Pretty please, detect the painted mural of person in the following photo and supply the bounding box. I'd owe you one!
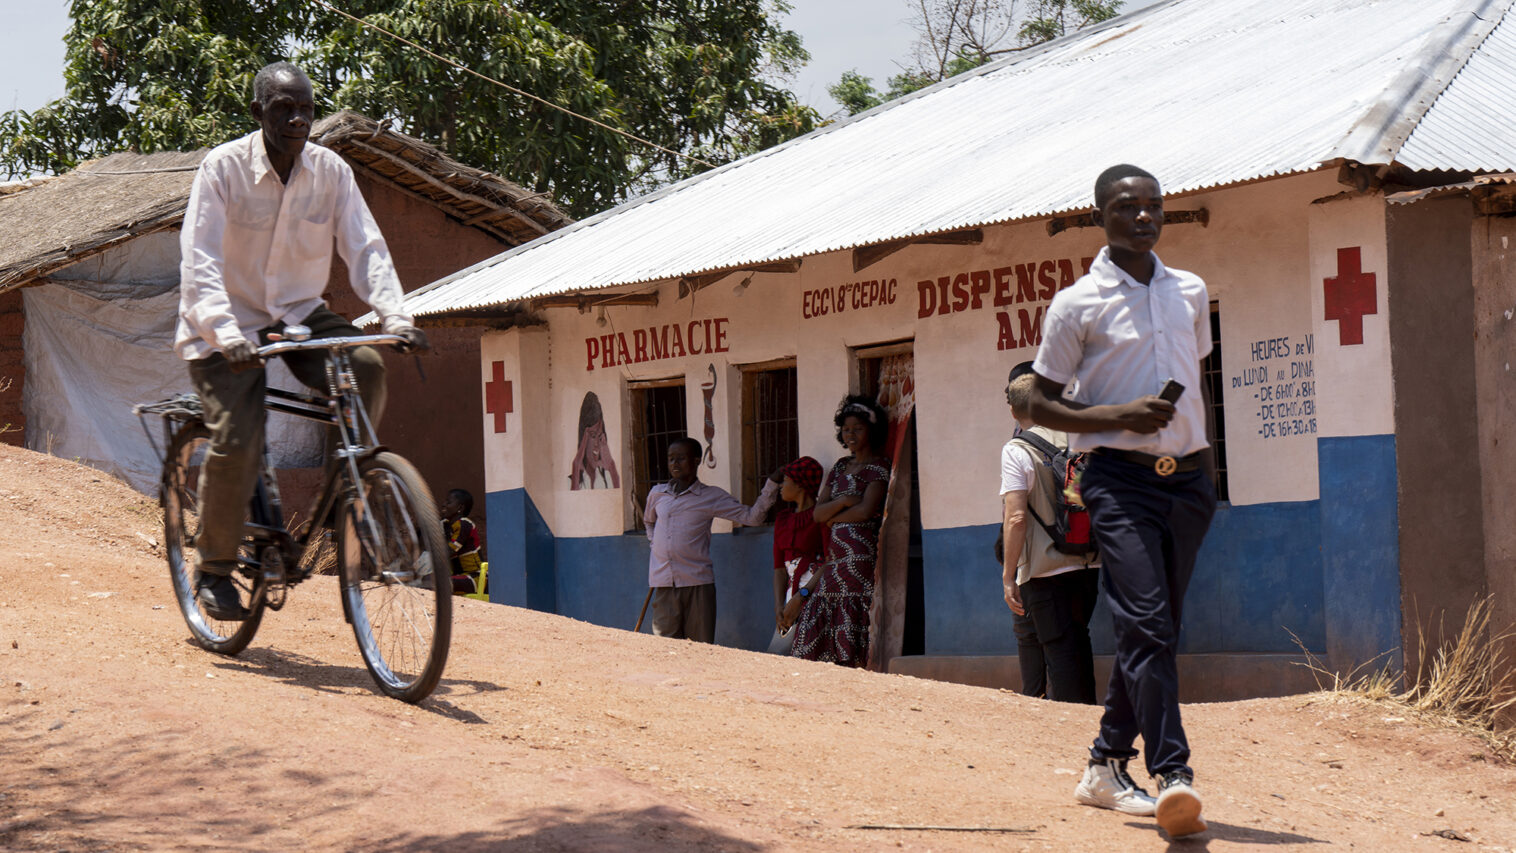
[568,391,621,490]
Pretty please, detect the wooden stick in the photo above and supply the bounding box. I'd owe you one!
[633,587,654,633]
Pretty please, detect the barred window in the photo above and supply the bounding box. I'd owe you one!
[628,379,686,530]
[740,362,798,511]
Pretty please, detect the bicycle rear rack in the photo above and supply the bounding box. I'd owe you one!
[133,393,205,465]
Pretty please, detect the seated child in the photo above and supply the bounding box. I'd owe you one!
[443,488,484,596]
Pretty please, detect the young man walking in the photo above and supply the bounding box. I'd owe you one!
[1029,164,1216,838]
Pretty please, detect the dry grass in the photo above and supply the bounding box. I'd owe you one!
[286,513,339,576]
[1,376,16,437]
[1294,598,1516,762]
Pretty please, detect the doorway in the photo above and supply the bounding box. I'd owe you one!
[855,341,924,662]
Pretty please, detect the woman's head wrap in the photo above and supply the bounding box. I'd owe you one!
[783,456,824,496]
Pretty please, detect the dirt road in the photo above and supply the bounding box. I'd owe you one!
[2,444,1514,851]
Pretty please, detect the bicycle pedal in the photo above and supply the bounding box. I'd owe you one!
[266,585,288,611]
[259,545,288,583]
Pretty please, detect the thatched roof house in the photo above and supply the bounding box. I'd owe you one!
[313,111,571,246]
[0,111,568,292]
[0,150,203,291]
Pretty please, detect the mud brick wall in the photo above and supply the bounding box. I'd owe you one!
[0,288,25,445]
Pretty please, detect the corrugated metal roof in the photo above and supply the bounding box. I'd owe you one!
[1399,4,1516,171]
[399,0,1516,319]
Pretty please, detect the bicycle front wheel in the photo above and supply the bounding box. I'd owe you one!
[163,421,267,654]
[338,452,452,702]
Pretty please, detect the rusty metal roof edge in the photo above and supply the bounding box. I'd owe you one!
[1385,170,1516,203]
[1384,182,1478,204]
[1331,0,1515,166]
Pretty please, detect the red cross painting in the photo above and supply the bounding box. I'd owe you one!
[485,360,514,434]
[1323,247,1377,346]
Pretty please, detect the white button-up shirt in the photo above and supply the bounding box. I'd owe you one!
[1033,247,1212,457]
[175,131,412,360]
[644,479,780,587]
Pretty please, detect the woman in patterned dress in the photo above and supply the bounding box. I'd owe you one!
[786,395,891,666]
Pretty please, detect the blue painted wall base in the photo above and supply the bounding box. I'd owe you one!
[1319,434,1402,673]
[485,488,556,613]
[484,434,1401,674]
[919,497,1324,658]
[486,489,780,650]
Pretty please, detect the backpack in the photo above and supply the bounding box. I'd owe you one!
[1011,430,1097,558]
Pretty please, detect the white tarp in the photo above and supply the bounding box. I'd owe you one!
[22,281,322,494]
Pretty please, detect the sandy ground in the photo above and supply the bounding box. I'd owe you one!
[2,442,1515,852]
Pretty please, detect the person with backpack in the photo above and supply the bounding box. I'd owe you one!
[1001,361,1100,705]
[1029,165,1215,839]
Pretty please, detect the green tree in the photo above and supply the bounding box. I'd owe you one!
[827,0,1122,117]
[0,0,817,216]
[827,70,884,117]
[1019,0,1124,44]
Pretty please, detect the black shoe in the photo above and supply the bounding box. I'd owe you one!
[196,573,247,621]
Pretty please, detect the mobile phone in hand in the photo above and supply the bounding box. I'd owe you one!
[1158,378,1185,403]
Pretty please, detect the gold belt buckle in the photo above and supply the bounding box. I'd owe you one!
[1154,455,1177,476]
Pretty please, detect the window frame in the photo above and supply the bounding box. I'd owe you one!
[627,377,688,531]
[738,359,799,511]
[1201,301,1229,501]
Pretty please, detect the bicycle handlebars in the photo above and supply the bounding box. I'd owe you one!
[255,333,409,360]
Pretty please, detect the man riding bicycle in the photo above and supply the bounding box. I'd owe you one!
[175,61,428,620]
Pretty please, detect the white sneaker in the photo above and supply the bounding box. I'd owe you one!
[1155,772,1207,838]
[1073,758,1157,816]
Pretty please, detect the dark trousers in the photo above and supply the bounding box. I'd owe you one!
[1013,609,1047,698]
[650,584,717,643]
[1079,454,1215,778]
[1022,568,1100,704]
[187,307,386,573]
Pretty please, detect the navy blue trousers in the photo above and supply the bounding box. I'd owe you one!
[1079,454,1215,778]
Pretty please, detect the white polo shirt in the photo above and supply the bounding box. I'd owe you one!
[1032,246,1212,458]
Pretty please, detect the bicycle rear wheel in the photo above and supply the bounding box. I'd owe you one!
[163,421,267,654]
[338,452,452,702]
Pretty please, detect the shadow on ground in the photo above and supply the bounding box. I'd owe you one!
[359,806,769,852]
[207,645,508,716]
[1121,817,1328,848]
[211,646,377,695]
[1,711,351,851]
[0,716,763,853]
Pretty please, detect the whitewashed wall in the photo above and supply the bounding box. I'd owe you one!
[1308,194,1395,439]
[483,170,1389,535]
[1163,171,1339,506]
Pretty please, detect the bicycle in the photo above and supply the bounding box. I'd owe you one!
[135,326,452,703]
